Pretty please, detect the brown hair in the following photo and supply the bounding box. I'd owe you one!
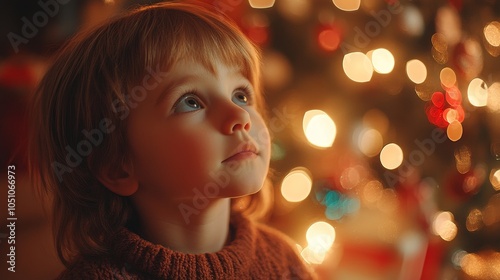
[30,1,268,266]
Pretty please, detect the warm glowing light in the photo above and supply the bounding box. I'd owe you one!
[371,48,395,74]
[440,67,457,88]
[454,146,471,174]
[380,143,404,170]
[318,29,341,51]
[276,0,311,22]
[306,221,336,252]
[358,128,383,157]
[490,169,500,191]
[460,252,500,279]
[332,0,360,11]
[415,84,433,101]
[447,121,463,142]
[406,59,427,84]
[432,211,458,241]
[343,52,373,83]
[467,78,488,107]
[303,110,337,148]
[484,21,500,47]
[466,209,483,232]
[301,245,326,264]
[400,5,425,37]
[362,180,383,204]
[446,87,462,107]
[444,108,458,123]
[431,33,448,64]
[281,168,313,202]
[248,0,275,8]
[487,82,500,112]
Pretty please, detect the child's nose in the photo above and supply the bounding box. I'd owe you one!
[221,102,251,135]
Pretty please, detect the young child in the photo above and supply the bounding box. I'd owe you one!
[30,2,316,279]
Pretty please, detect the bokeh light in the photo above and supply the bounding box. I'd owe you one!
[466,208,483,232]
[332,0,360,11]
[358,128,383,157]
[406,59,427,84]
[306,221,336,251]
[487,82,500,112]
[281,167,313,202]
[303,110,337,148]
[343,52,373,83]
[461,251,500,279]
[248,0,275,9]
[380,143,404,170]
[447,120,463,142]
[484,21,500,57]
[467,78,488,107]
[371,48,395,74]
[440,67,457,89]
[432,211,458,241]
[276,0,311,22]
[484,21,500,47]
[490,168,500,191]
[400,5,425,37]
[318,28,341,52]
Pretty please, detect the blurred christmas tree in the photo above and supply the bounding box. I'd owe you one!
[233,0,500,279]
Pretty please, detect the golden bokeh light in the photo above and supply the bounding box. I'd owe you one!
[406,59,427,84]
[432,211,458,241]
[466,208,483,232]
[415,83,433,101]
[461,252,500,279]
[306,221,336,251]
[343,52,373,83]
[280,168,313,202]
[300,245,326,264]
[276,0,311,22]
[303,110,337,148]
[248,0,275,8]
[454,146,471,174]
[447,121,463,142]
[332,0,360,11]
[380,143,404,170]
[467,78,488,107]
[440,67,457,88]
[371,48,395,74]
[484,21,500,47]
[490,168,500,191]
[487,82,500,112]
[362,180,383,204]
[358,128,383,157]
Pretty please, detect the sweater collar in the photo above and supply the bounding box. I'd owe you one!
[111,212,256,279]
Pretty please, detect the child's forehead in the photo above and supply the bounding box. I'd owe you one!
[156,57,250,83]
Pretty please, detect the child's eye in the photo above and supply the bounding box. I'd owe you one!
[232,87,253,106]
[173,94,203,113]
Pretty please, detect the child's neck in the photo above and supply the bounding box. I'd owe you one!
[135,198,231,254]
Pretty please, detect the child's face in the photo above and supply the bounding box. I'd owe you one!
[125,59,271,203]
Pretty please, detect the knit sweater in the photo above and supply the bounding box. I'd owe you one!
[58,213,316,279]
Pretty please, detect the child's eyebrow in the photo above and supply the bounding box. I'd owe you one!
[156,75,198,105]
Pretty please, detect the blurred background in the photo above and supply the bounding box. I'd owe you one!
[0,0,499,279]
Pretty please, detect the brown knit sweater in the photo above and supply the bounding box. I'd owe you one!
[58,213,316,279]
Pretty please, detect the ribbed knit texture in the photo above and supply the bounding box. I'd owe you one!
[58,213,316,279]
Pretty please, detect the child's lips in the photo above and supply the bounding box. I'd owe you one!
[222,143,259,163]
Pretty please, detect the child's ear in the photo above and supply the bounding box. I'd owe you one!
[97,160,139,196]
